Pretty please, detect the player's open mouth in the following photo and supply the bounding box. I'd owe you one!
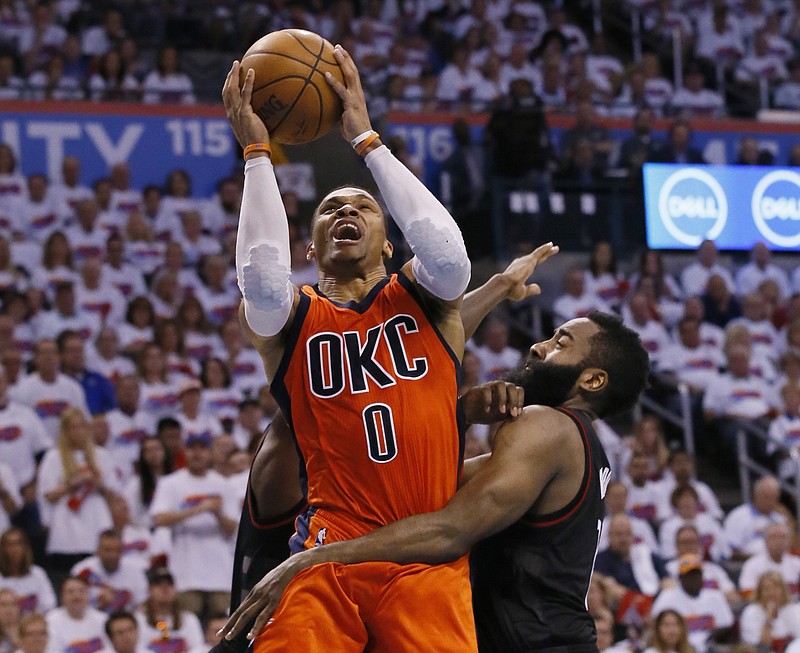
[332,220,362,243]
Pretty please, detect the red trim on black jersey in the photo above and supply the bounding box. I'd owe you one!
[521,407,593,528]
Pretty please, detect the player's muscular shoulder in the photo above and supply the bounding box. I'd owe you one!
[497,406,580,465]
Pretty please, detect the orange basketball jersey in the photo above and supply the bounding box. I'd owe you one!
[271,273,464,546]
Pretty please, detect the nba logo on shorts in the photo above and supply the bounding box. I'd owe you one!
[315,528,327,547]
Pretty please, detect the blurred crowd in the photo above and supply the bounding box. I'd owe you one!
[0,0,800,116]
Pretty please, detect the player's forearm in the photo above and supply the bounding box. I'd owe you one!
[296,511,472,569]
[236,157,293,337]
[365,145,469,300]
[461,274,515,340]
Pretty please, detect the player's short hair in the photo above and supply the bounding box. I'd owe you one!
[583,312,650,418]
[312,185,386,229]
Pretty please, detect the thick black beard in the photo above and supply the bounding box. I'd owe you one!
[505,358,584,408]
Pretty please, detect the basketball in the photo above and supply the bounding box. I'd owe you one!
[240,29,345,145]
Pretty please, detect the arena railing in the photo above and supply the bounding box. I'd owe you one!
[635,383,696,456]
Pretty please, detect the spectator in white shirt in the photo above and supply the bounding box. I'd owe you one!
[600,481,658,553]
[585,241,624,310]
[69,531,147,614]
[0,362,50,516]
[735,29,789,86]
[64,201,106,268]
[436,44,485,108]
[670,63,725,119]
[680,240,735,299]
[619,415,672,484]
[0,527,57,615]
[104,376,155,482]
[0,462,22,534]
[16,612,48,653]
[149,433,237,620]
[703,343,776,423]
[46,577,109,653]
[102,235,146,304]
[86,328,136,386]
[738,521,800,599]
[623,293,672,370]
[739,571,800,647]
[37,407,121,588]
[650,553,735,653]
[658,485,727,562]
[18,3,67,74]
[656,451,724,520]
[103,611,146,653]
[552,267,611,325]
[499,43,541,94]
[736,242,792,300]
[681,297,725,351]
[723,475,787,560]
[643,609,695,653]
[625,451,667,525]
[49,157,92,224]
[142,46,194,105]
[134,568,203,653]
[10,339,89,443]
[659,316,725,394]
[473,317,522,383]
[768,384,800,481]
[194,254,239,327]
[122,437,173,531]
[75,258,127,329]
[36,281,101,344]
[728,292,781,363]
[695,4,744,70]
[17,175,60,245]
[664,525,739,604]
[174,379,224,447]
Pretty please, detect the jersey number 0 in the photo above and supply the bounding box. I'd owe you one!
[363,403,397,463]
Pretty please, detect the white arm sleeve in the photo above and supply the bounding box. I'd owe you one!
[365,145,470,300]
[236,156,294,337]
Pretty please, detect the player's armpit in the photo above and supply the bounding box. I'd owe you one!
[248,410,304,523]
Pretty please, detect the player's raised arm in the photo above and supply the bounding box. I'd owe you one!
[223,61,297,340]
[325,45,470,302]
[461,243,559,340]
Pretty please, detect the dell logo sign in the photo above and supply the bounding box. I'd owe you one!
[657,168,728,246]
[751,170,800,248]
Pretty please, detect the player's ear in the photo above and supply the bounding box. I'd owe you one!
[306,242,315,261]
[382,239,393,260]
[579,368,607,393]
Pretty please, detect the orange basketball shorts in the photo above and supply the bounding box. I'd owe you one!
[253,558,477,652]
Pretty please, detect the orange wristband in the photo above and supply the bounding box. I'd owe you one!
[354,131,380,157]
[243,143,271,159]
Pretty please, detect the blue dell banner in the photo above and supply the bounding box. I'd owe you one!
[0,101,238,197]
[643,163,800,251]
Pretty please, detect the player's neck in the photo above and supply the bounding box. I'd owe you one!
[317,267,388,303]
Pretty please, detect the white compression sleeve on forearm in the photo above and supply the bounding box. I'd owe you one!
[365,145,470,300]
[236,156,293,337]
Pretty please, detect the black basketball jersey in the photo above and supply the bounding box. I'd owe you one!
[470,407,611,653]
